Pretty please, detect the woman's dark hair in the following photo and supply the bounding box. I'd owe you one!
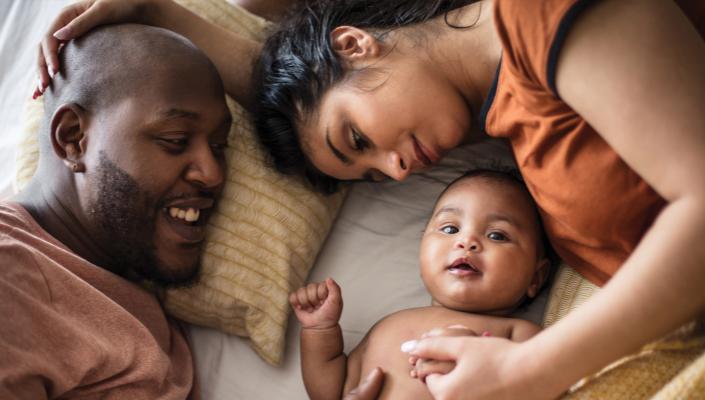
[253,0,480,194]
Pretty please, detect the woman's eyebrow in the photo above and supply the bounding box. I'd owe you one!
[325,127,352,165]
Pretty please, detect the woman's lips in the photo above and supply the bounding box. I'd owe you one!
[412,135,439,167]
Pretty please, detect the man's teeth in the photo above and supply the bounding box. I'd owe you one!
[168,207,200,222]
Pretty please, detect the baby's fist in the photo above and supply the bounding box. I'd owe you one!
[289,278,342,329]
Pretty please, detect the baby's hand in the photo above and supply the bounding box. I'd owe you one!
[289,278,343,329]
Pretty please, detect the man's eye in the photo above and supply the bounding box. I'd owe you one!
[210,143,228,158]
[441,225,459,234]
[351,128,368,151]
[160,137,187,147]
[488,231,507,241]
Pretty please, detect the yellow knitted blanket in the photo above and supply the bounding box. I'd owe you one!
[544,265,705,399]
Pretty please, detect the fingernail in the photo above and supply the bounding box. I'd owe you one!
[401,340,417,353]
[54,27,70,40]
[448,324,469,329]
[482,331,492,337]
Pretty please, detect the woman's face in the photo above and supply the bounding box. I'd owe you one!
[297,55,472,182]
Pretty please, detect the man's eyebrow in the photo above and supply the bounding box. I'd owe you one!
[326,127,352,165]
[158,108,200,120]
[433,206,463,218]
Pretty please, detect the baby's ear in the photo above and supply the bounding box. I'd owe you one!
[527,258,551,299]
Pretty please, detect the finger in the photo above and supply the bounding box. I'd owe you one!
[343,367,384,400]
[316,280,329,303]
[37,2,90,94]
[414,359,455,383]
[407,337,467,362]
[36,45,50,97]
[421,327,478,339]
[424,373,453,398]
[305,282,322,308]
[289,291,301,308]
[325,277,341,304]
[53,1,107,41]
[296,286,314,310]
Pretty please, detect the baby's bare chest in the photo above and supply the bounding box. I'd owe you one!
[348,308,513,400]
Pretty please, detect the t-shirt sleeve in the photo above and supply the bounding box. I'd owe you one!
[493,0,596,96]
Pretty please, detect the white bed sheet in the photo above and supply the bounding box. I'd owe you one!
[0,0,72,200]
[1,3,547,399]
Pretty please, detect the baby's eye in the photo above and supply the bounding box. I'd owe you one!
[487,231,507,241]
[441,225,459,234]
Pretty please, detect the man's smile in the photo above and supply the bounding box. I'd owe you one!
[160,197,215,244]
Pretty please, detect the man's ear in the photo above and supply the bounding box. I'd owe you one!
[527,258,551,299]
[50,103,88,173]
[331,26,381,65]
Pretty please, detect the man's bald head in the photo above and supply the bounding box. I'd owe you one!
[42,24,223,151]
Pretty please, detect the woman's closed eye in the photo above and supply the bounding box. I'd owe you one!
[351,127,369,152]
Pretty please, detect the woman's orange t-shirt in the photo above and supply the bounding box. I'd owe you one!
[483,0,704,286]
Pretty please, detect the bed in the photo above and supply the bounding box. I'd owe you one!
[3,2,703,399]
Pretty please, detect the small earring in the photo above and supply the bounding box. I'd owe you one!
[71,162,85,173]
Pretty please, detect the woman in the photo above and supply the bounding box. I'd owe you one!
[37,0,705,399]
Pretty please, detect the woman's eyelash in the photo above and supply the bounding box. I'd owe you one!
[352,128,368,151]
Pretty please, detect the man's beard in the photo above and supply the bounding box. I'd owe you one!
[90,152,200,288]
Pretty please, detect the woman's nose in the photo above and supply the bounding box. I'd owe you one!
[383,150,411,181]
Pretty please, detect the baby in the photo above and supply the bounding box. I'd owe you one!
[290,170,552,400]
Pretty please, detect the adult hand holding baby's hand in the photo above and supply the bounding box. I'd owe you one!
[404,325,478,382]
[404,330,534,400]
[289,278,343,329]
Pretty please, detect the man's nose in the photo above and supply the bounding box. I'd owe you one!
[382,150,411,181]
[184,142,224,189]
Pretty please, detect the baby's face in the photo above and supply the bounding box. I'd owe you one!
[419,176,545,314]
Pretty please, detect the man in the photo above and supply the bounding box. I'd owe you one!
[0,23,228,399]
[2,23,383,399]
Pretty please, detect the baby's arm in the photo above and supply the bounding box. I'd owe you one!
[290,278,346,400]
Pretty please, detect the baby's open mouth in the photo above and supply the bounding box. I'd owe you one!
[447,258,481,277]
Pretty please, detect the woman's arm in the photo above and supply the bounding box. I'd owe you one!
[38,0,262,110]
[409,0,705,398]
[530,0,705,394]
